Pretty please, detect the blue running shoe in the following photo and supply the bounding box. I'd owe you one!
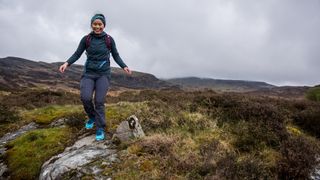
[96,128,105,141]
[85,118,95,129]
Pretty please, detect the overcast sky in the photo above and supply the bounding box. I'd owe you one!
[0,0,319,86]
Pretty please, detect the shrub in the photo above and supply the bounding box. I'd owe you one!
[192,94,288,151]
[138,133,178,156]
[306,86,320,102]
[0,103,21,124]
[277,135,320,179]
[63,111,87,129]
[2,88,81,110]
[293,106,320,138]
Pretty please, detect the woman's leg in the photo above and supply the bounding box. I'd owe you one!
[93,75,110,130]
[80,75,96,120]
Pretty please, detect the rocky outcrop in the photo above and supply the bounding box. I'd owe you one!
[39,132,119,180]
[39,115,145,180]
[112,115,145,143]
[0,122,39,177]
[0,115,146,179]
[49,118,67,128]
[0,122,39,146]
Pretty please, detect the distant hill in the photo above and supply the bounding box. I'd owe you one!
[0,56,180,92]
[163,76,275,92]
[0,56,313,98]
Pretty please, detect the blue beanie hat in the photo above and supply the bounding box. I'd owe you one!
[91,14,106,26]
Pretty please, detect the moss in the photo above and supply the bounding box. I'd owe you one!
[21,104,83,124]
[4,127,76,179]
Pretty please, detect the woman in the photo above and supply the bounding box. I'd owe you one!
[59,13,132,141]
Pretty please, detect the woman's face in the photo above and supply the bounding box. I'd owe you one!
[91,19,105,34]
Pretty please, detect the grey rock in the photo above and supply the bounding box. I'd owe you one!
[112,115,145,143]
[0,162,8,177]
[0,147,6,156]
[311,157,320,180]
[0,122,39,179]
[39,134,118,180]
[0,122,38,146]
[49,118,67,128]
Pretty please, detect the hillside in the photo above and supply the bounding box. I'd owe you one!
[0,56,180,92]
[164,76,275,92]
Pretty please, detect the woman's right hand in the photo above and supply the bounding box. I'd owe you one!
[59,62,69,73]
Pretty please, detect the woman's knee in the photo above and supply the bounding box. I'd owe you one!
[94,99,105,107]
[81,94,93,102]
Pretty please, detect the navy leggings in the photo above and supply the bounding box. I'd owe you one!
[80,73,110,129]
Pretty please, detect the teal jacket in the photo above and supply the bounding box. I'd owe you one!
[66,31,128,81]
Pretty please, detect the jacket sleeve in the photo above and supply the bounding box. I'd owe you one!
[110,36,128,69]
[66,36,87,66]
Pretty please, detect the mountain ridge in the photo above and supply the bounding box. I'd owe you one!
[0,56,314,95]
[0,56,179,92]
[162,76,276,92]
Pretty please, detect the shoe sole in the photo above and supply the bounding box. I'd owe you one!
[85,123,95,129]
[96,134,105,141]
[96,137,104,141]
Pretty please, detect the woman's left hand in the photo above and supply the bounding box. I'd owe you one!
[123,67,132,75]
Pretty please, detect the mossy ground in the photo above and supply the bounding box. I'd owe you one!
[20,104,83,124]
[4,127,77,179]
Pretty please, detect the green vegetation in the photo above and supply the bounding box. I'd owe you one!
[293,103,320,138]
[306,86,320,102]
[4,127,76,179]
[21,104,83,124]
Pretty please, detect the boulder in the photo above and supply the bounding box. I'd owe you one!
[112,115,145,143]
[39,133,118,180]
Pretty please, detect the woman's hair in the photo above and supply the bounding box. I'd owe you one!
[91,13,106,26]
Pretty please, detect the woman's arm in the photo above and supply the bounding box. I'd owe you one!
[110,36,128,69]
[65,36,87,66]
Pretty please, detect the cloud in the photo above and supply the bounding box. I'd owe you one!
[0,0,319,86]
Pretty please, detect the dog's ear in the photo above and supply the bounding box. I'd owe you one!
[128,117,136,129]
